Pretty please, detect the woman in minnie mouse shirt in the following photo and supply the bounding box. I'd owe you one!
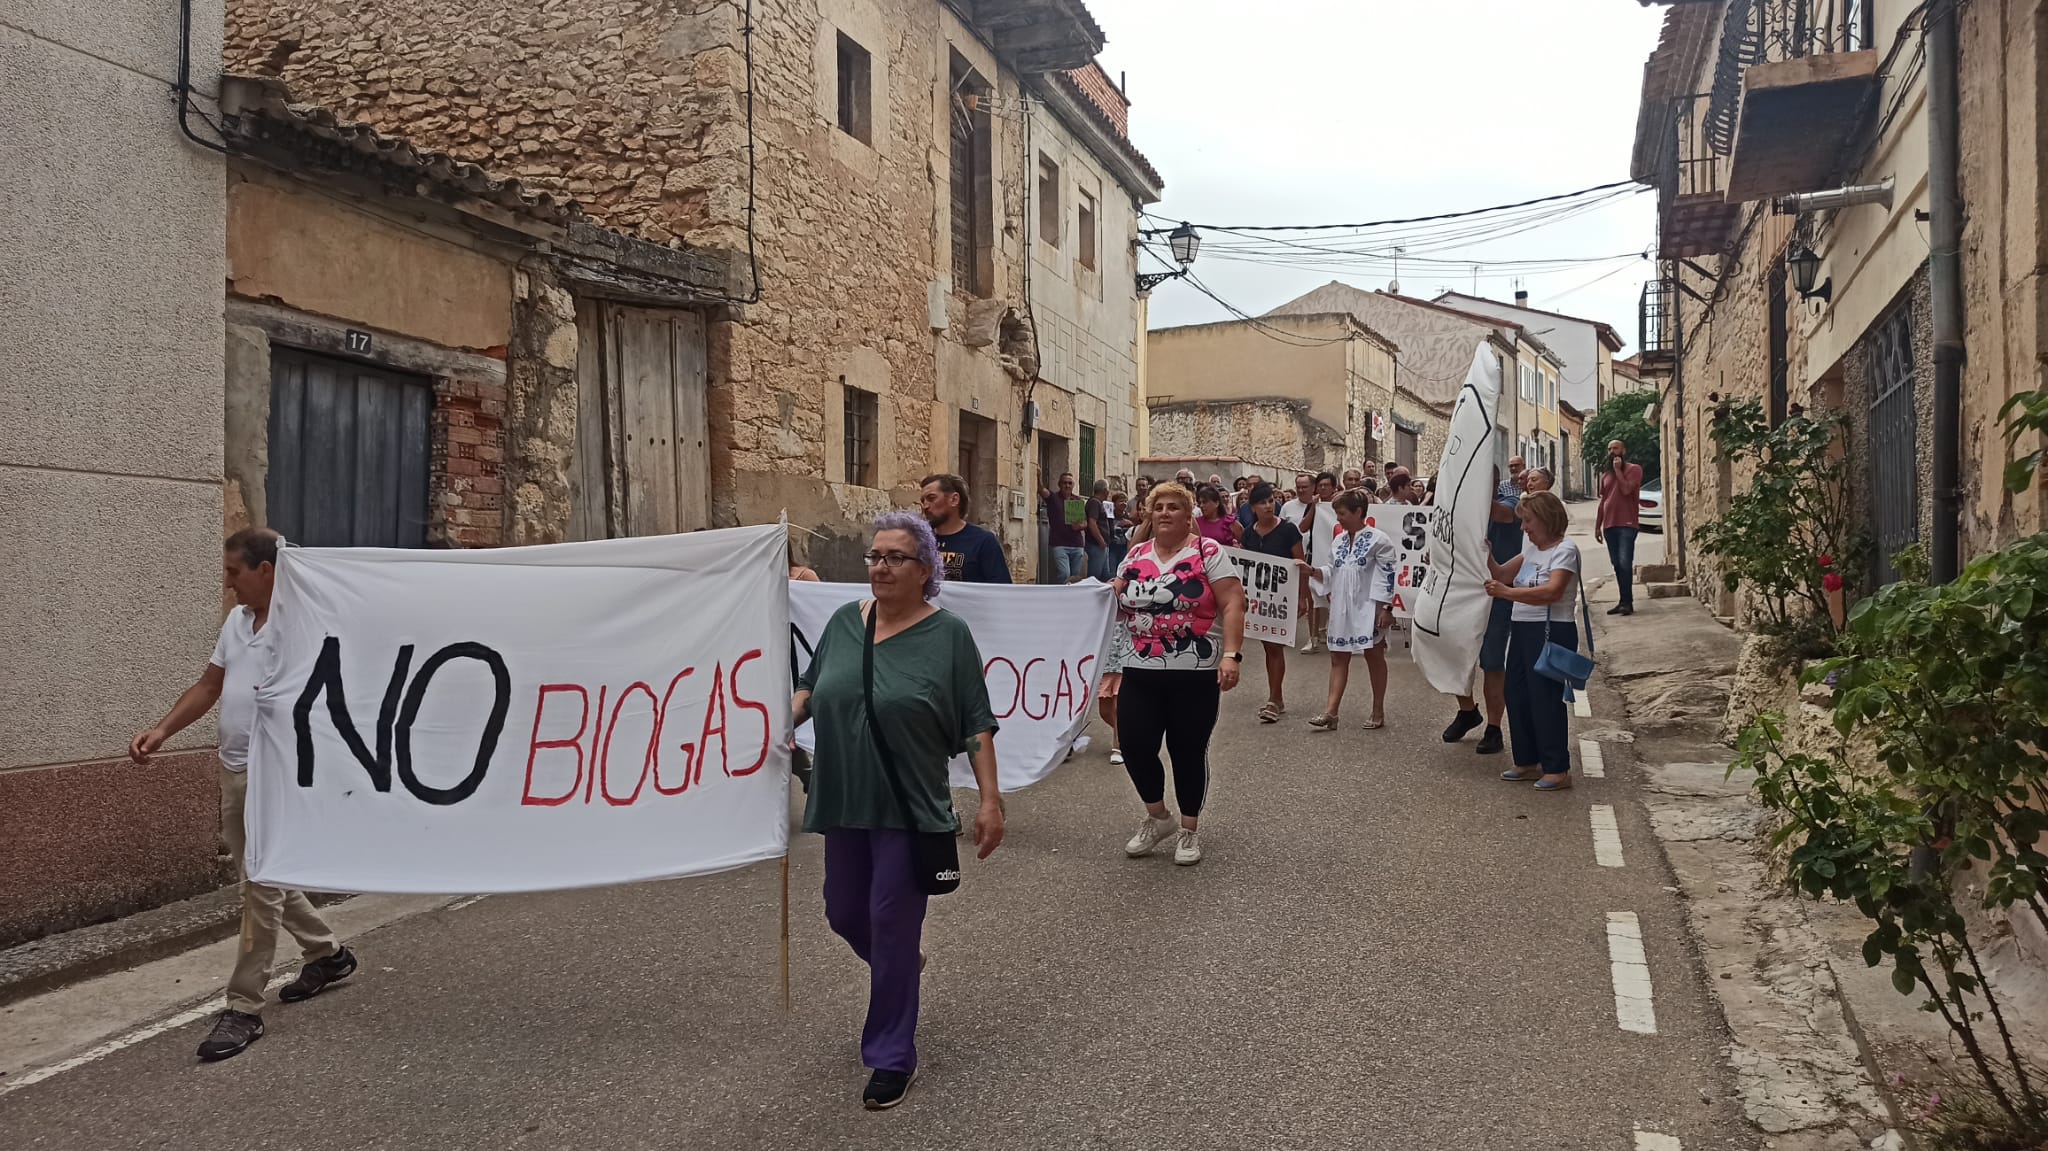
[1101,482,1246,866]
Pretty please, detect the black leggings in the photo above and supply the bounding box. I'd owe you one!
[1118,668,1222,817]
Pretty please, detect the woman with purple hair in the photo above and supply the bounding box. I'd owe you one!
[790,509,1003,1111]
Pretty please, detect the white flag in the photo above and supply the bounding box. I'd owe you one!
[1412,346,1506,695]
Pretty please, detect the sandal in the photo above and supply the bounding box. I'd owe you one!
[1308,714,1339,731]
[1258,702,1283,724]
[1534,774,1575,791]
[1361,716,1386,730]
[1500,767,1544,782]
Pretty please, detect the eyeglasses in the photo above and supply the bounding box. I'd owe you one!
[863,551,919,569]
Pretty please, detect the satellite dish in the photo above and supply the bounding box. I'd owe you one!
[1388,279,1401,294]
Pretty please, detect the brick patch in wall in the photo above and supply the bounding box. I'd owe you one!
[431,375,508,548]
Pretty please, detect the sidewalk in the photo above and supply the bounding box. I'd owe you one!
[1571,533,1909,1150]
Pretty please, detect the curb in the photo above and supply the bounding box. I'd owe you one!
[0,887,354,1009]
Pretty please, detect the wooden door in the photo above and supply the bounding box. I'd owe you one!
[267,347,432,547]
[568,302,709,539]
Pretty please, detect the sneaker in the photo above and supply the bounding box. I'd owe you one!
[863,1068,916,1110]
[196,1009,264,1061]
[1173,828,1203,866]
[278,945,357,1003]
[1300,639,1320,654]
[1109,748,1125,766]
[1476,726,1504,755]
[1442,709,1483,743]
[1124,814,1178,857]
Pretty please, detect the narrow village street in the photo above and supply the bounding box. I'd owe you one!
[0,518,1775,1150]
[14,0,2048,1145]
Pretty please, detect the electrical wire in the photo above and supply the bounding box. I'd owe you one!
[1140,179,1642,234]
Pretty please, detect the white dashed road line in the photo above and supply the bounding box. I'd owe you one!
[0,970,295,1097]
[446,894,491,911]
[1633,1129,1682,1150]
[1606,912,1658,1035]
[1590,806,1625,868]
[1575,691,1593,719]
[1579,738,1606,778]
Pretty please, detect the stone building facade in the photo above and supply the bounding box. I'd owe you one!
[1145,399,1349,477]
[225,0,1120,580]
[217,77,731,554]
[1026,64,1161,495]
[1267,284,1546,477]
[1,0,230,946]
[1143,312,1410,473]
[1630,0,2045,612]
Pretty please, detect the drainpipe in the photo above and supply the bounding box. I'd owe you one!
[1927,0,1963,583]
[1670,265,1687,581]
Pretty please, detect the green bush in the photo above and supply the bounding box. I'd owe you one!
[1694,401,1866,636]
[1580,389,1660,483]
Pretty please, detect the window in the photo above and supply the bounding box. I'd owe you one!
[1519,364,1536,401]
[1077,189,1097,270]
[1078,422,1097,491]
[1037,154,1060,248]
[843,381,877,487]
[948,53,992,296]
[835,33,872,145]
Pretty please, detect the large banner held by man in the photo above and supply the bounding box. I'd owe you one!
[790,580,1115,792]
[1412,345,1506,695]
[1223,547,1298,646]
[246,525,794,894]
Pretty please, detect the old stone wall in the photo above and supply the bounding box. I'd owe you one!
[229,0,1048,576]
[1146,399,1341,473]
[226,0,745,247]
[1957,0,2047,550]
[505,270,580,545]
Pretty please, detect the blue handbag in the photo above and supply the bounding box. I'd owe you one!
[1532,575,1596,698]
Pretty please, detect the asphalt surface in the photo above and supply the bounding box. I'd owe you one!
[2,515,1749,1150]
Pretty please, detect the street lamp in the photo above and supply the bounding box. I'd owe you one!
[1788,242,1832,304]
[1137,221,1199,293]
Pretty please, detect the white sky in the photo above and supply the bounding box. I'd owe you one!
[1088,0,1669,353]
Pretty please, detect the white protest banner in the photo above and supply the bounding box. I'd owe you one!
[1362,503,1433,619]
[1413,345,1507,695]
[246,525,793,894]
[789,580,1115,792]
[1222,546,1297,645]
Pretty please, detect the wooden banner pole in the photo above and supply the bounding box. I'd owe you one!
[780,852,791,1012]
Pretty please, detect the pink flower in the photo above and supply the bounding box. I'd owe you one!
[1823,572,1844,593]
[1818,555,1835,568]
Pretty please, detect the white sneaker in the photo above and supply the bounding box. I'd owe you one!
[1124,814,1178,857]
[1173,828,1203,866]
[1299,639,1319,654]
[1109,748,1125,766]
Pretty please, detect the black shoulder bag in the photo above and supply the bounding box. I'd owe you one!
[863,603,962,897]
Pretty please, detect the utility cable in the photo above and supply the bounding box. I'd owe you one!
[1140,180,1642,234]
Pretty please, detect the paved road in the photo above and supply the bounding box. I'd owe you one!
[3,518,1745,1149]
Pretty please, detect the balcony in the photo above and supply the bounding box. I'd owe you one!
[1639,279,1676,367]
[1711,0,1880,202]
[1657,93,1740,259]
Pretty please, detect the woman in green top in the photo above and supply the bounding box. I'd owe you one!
[790,510,1003,1111]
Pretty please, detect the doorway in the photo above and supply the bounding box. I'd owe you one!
[570,301,710,540]
[266,347,432,548]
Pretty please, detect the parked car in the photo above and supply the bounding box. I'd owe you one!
[1638,477,1664,532]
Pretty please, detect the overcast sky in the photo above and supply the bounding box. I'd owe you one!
[1088,0,1668,353]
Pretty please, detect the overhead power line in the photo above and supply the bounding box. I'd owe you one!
[1140,179,1643,235]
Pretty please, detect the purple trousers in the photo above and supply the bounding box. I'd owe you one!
[822,828,928,1074]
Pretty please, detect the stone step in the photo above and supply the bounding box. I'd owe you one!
[1636,563,1677,583]
[1643,581,1691,599]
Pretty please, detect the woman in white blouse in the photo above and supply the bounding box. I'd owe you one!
[1303,491,1398,731]
[1483,490,1582,791]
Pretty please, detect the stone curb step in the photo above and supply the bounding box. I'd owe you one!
[0,886,353,1009]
